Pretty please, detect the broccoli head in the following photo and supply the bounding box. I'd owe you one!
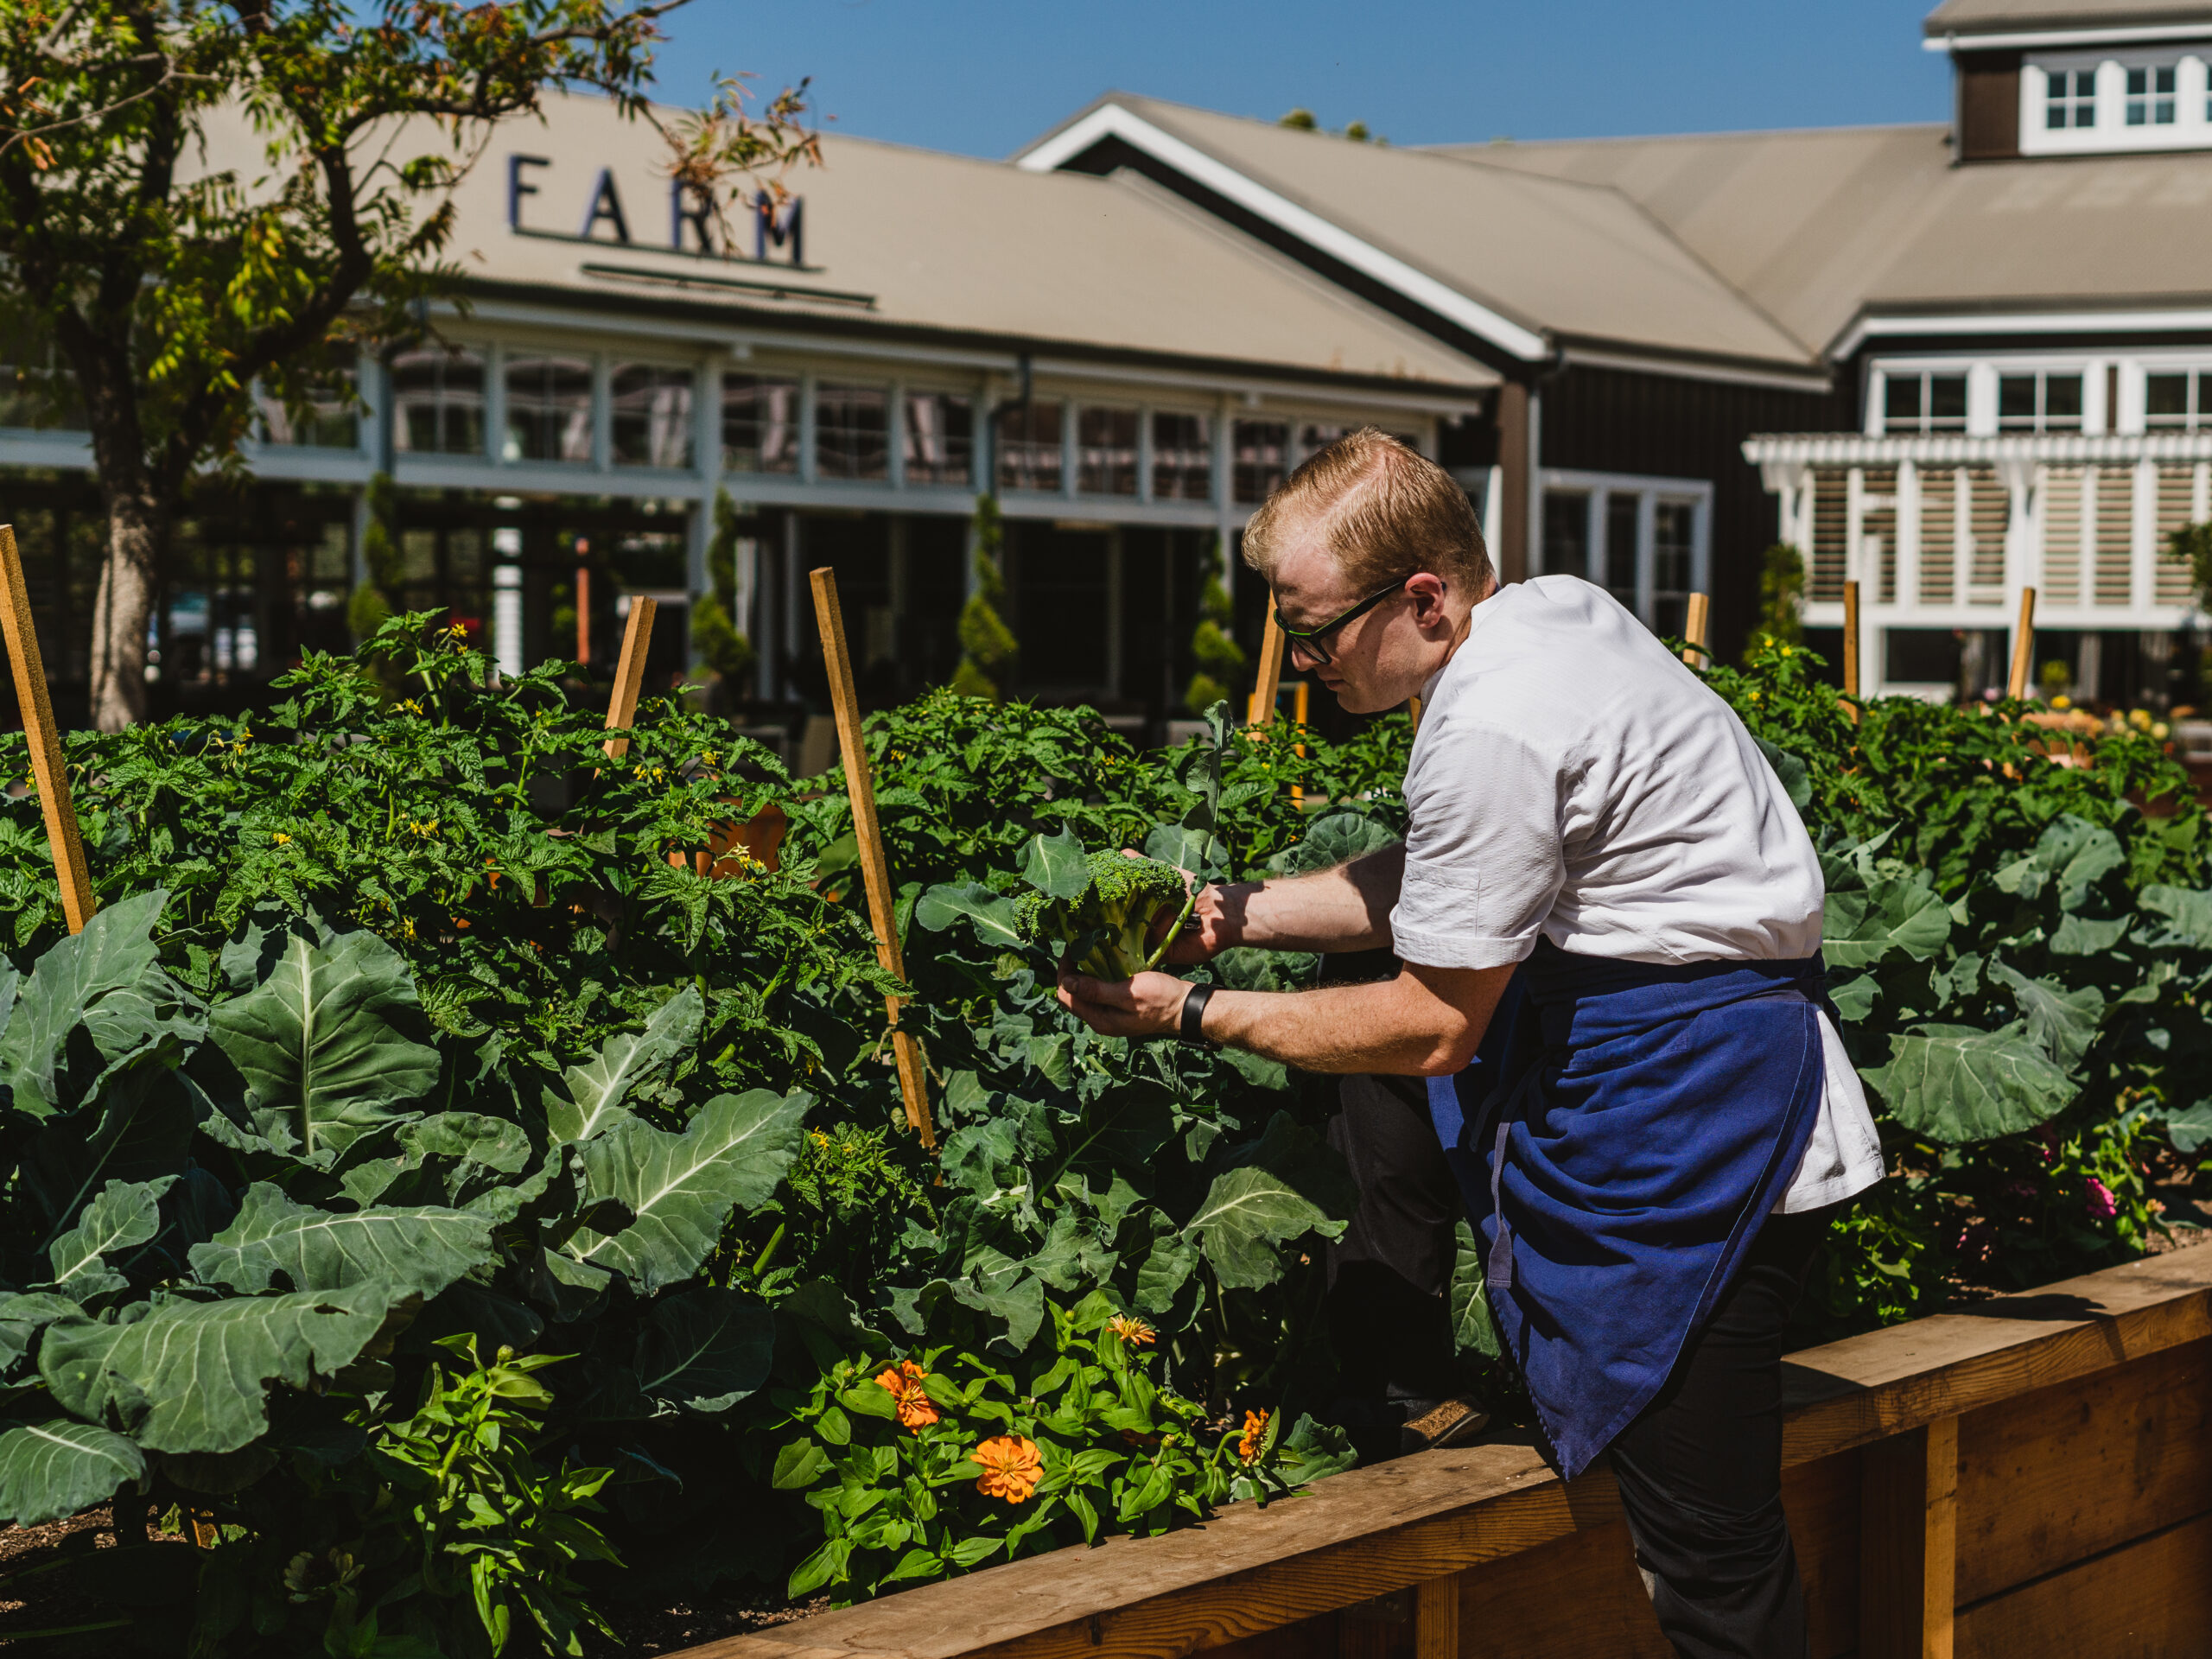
[1013,850,1196,979]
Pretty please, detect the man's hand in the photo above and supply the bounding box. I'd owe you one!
[1144,880,1224,966]
[1056,965,1193,1039]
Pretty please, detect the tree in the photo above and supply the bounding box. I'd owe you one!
[1184,533,1243,714]
[952,493,1016,700]
[0,2,815,729]
[1751,541,1805,655]
[689,487,756,691]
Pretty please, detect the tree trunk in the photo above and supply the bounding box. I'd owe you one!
[86,487,166,733]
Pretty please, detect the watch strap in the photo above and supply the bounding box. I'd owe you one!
[1179,982,1216,1046]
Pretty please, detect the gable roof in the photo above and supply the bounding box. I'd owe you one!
[1923,0,2212,38]
[1436,124,2212,355]
[1014,94,1824,381]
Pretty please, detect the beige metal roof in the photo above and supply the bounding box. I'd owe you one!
[388,93,1497,393]
[1020,95,1821,373]
[1923,0,2212,35]
[1435,124,2212,353]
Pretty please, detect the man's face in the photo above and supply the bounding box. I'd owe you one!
[1269,524,1455,715]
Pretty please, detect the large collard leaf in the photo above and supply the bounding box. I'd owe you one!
[0,1294,84,1380]
[2138,884,2212,951]
[2164,1099,2212,1154]
[912,882,1022,950]
[1145,823,1228,884]
[1180,1114,1355,1292]
[0,1421,146,1529]
[41,1283,392,1454]
[1267,810,1400,878]
[1823,855,1950,970]
[569,1090,809,1290]
[0,890,200,1121]
[544,985,702,1146]
[188,1183,494,1300]
[1021,826,1092,902]
[20,1068,195,1243]
[1448,1219,1500,1359]
[634,1287,775,1414]
[47,1177,176,1297]
[1753,735,1814,814]
[207,928,441,1163]
[2031,814,2127,912]
[1989,963,2105,1071]
[1866,1023,2077,1143]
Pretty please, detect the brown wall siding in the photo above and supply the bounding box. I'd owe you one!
[1537,364,1847,662]
[1958,53,2023,162]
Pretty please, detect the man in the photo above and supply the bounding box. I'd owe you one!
[1058,429,1882,1659]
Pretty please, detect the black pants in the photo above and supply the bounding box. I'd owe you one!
[1326,1070,1834,1659]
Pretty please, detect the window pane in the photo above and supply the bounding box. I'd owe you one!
[721,373,798,474]
[391,346,484,456]
[609,364,693,468]
[2043,373,2083,428]
[1541,492,1590,579]
[995,403,1064,493]
[1604,493,1640,611]
[1929,375,1968,427]
[1998,374,2039,426]
[503,355,593,463]
[1884,374,1923,430]
[2146,372,2190,423]
[1152,411,1211,502]
[1300,423,1351,460]
[904,391,972,486]
[1233,420,1289,505]
[817,383,889,481]
[1077,406,1139,496]
[1653,501,1695,609]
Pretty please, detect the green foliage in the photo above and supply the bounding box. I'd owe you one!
[953,495,1017,701]
[692,491,757,685]
[768,1291,1352,1602]
[1010,839,1196,979]
[2165,518,2212,613]
[1185,536,1246,715]
[350,473,403,649]
[1752,542,1805,652]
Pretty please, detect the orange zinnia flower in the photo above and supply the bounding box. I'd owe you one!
[972,1435,1043,1503]
[874,1360,938,1431]
[1107,1313,1155,1347]
[1237,1408,1269,1464]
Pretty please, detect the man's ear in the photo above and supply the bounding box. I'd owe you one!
[1408,571,1451,629]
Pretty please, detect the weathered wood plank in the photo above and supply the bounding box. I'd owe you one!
[1452,1517,1669,1659]
[1782,1251,2212,1464]
[1857,1417,1955,1659]
[1954,1334,2212,1605]
[1955,1510,2212,1659]
[1783,1451,1859,1659]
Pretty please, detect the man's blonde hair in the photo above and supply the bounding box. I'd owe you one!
[1242,427,1492,597]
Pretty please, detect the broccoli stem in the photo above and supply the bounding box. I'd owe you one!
[1141,886,1200,974]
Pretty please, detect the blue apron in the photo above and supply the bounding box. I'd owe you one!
[1427,940,1830,1478]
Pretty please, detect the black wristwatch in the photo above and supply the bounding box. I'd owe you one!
[1178,982,1217,1046]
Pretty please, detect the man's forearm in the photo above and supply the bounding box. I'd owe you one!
[1198,958,1513,1077]
[1201,844,1404,955]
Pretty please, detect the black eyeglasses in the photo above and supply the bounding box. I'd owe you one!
[1274,576,1413,666]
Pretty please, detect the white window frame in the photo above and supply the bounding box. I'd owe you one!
[1532,467,1712,633]
[2021,50,2212,154]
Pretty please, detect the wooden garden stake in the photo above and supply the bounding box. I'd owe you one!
[810,567,937,1152]
[575,562,592,665]
[1249,594,1287,727]
[1681,591,1711,665]
[1841,579,1862,724]
[2006,588,2037,702]
[0,524,95,934]
[601,595,657,760]
[1408,695,1423,731]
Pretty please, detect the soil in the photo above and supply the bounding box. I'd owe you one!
[592,1592,831,1656]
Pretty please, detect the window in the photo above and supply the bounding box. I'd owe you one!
[2126,64,2177,126]
[1300,422,1351,458]
[256,345,358,448]
[391,346,484,456]
[817,384,889,480]
[2145,370,2211,429]
[1881,371,1967,433]
[503,354,593,463]
[2046,67,2096,129]
[904,391,972,485]
[1077,407,1138,496]
[609,364,693,468]
[1541,492,1589,579]
[1652,502,1695,638]
[722,373,798,474]
[1152,411,1211,501]
[1233,420,1289,504]
[1604,493,1640,610]
[995,403,1063,493]
[1998,372,2084,431]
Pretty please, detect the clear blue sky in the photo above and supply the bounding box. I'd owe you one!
[650,0,1954,158]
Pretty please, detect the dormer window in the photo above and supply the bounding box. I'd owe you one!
[1884,372,1967,434]
[2126,65,2177,126]
[2046,67,2096,129]
[1998,372,2083,432]
[2146,371,2210,429]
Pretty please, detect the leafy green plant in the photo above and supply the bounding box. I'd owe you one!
[690,491,758,690]
[952,495,1017,701]
[1185,535,1245,715]
[767,1291,1352,1602]
[1010,836,1195,979]
[1752,542,1804,652]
